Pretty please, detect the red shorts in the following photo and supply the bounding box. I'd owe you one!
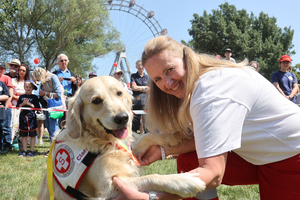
[177,151,300,200]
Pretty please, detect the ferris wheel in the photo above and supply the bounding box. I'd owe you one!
[101,0,167,83]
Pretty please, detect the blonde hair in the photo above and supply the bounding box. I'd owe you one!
[142,36,248,135]
[31,67,48,84]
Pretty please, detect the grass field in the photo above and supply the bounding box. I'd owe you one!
[0,136,260,200]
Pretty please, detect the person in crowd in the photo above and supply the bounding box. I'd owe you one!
[31,68,62,147]
[114,69,133,95]
[224,48,236,63]
[114,69,127,88]
[17,80,40,157]
[271,55,299,103]
[53,54,77,97]
[112,36,300,200]
[0,63,13,153]
[130,60,149,134]
[89,72,97,79]
[0,63,10,153]
[76,75,84,88]
[33,80,45,145]
[5,59,20,78]
[53,54,77,127]
[11,64,30,142]
[249,61,260,72]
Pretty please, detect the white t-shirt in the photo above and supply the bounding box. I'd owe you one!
[190,67,300,165]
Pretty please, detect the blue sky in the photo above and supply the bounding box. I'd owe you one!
[93,0,300,80]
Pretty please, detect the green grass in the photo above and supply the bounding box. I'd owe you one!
[0,135,260,200]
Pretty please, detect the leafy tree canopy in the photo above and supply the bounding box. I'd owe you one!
[0,0,122,78]
[182,2,295,80]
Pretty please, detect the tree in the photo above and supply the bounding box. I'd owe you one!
[292,63,300,83]
[182,2,295,80]
[0,0,122,76]
[0,1,18,32]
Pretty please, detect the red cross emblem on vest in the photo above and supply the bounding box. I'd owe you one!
[55,148,71,174]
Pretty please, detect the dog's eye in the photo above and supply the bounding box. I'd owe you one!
[92,97,102,104]
[117,91,122,96]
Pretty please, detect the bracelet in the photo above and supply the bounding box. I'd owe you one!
[142,86,145,91]
[160,146,165,160]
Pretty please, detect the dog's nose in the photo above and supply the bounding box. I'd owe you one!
[114,112,129,125]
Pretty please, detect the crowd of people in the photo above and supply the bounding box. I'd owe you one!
[0,53,149,157]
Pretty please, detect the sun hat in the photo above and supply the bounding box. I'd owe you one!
[279,55,291,62]
[7,59,21,67]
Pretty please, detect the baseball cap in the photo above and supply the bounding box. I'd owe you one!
[225,48,232,52]
[7,59,21,67]
[279,55,291,62]
[114,69,123,74]
[89,72,97,76]
[0,62,6,69]
[25,80,38,90]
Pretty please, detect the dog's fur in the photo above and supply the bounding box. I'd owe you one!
[37,76,205,200]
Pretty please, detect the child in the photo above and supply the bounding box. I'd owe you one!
[224,48,236,63]
[17,80,40,157]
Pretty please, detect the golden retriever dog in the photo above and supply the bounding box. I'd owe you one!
[37,76,205,200]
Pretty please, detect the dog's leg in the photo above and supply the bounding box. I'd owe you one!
[122,173,206,198]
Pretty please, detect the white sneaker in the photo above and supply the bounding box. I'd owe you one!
[38,140,44,145]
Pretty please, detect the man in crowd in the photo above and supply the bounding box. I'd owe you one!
[271,55,299,103]
[53,54,77,97]
[130,60,149,134]
[5,59,20,78]
[89,72,97,79]
[114,69,132,95]
[0,62,13,153]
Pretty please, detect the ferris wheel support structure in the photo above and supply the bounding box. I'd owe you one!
[105,0,167,83]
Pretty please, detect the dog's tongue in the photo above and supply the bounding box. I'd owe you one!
[113,127,128,139]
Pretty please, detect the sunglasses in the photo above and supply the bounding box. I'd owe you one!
[60,59,68,62]
[116,72,123,75]
[10,64,19,68]
[19,69,26,73]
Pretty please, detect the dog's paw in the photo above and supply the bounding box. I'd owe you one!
[164,173,206,198]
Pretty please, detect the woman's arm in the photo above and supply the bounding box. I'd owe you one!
[113,152,227,200]
[51,75,62,98]
[191,153,227,189]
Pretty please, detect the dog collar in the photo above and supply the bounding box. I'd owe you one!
[115,141,140,166]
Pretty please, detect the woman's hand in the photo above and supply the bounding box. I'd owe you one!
[110,177,149,200]
[39,90,46,97]
[138,145,162,166]
[110,177,181,200]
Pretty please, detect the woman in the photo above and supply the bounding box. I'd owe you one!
[112,36,300,200]
[31,68,62,145]
[11,64,30,141]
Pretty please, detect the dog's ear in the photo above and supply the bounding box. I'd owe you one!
[66,89,82,140]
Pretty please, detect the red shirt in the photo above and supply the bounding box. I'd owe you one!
[0,75,13,106]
